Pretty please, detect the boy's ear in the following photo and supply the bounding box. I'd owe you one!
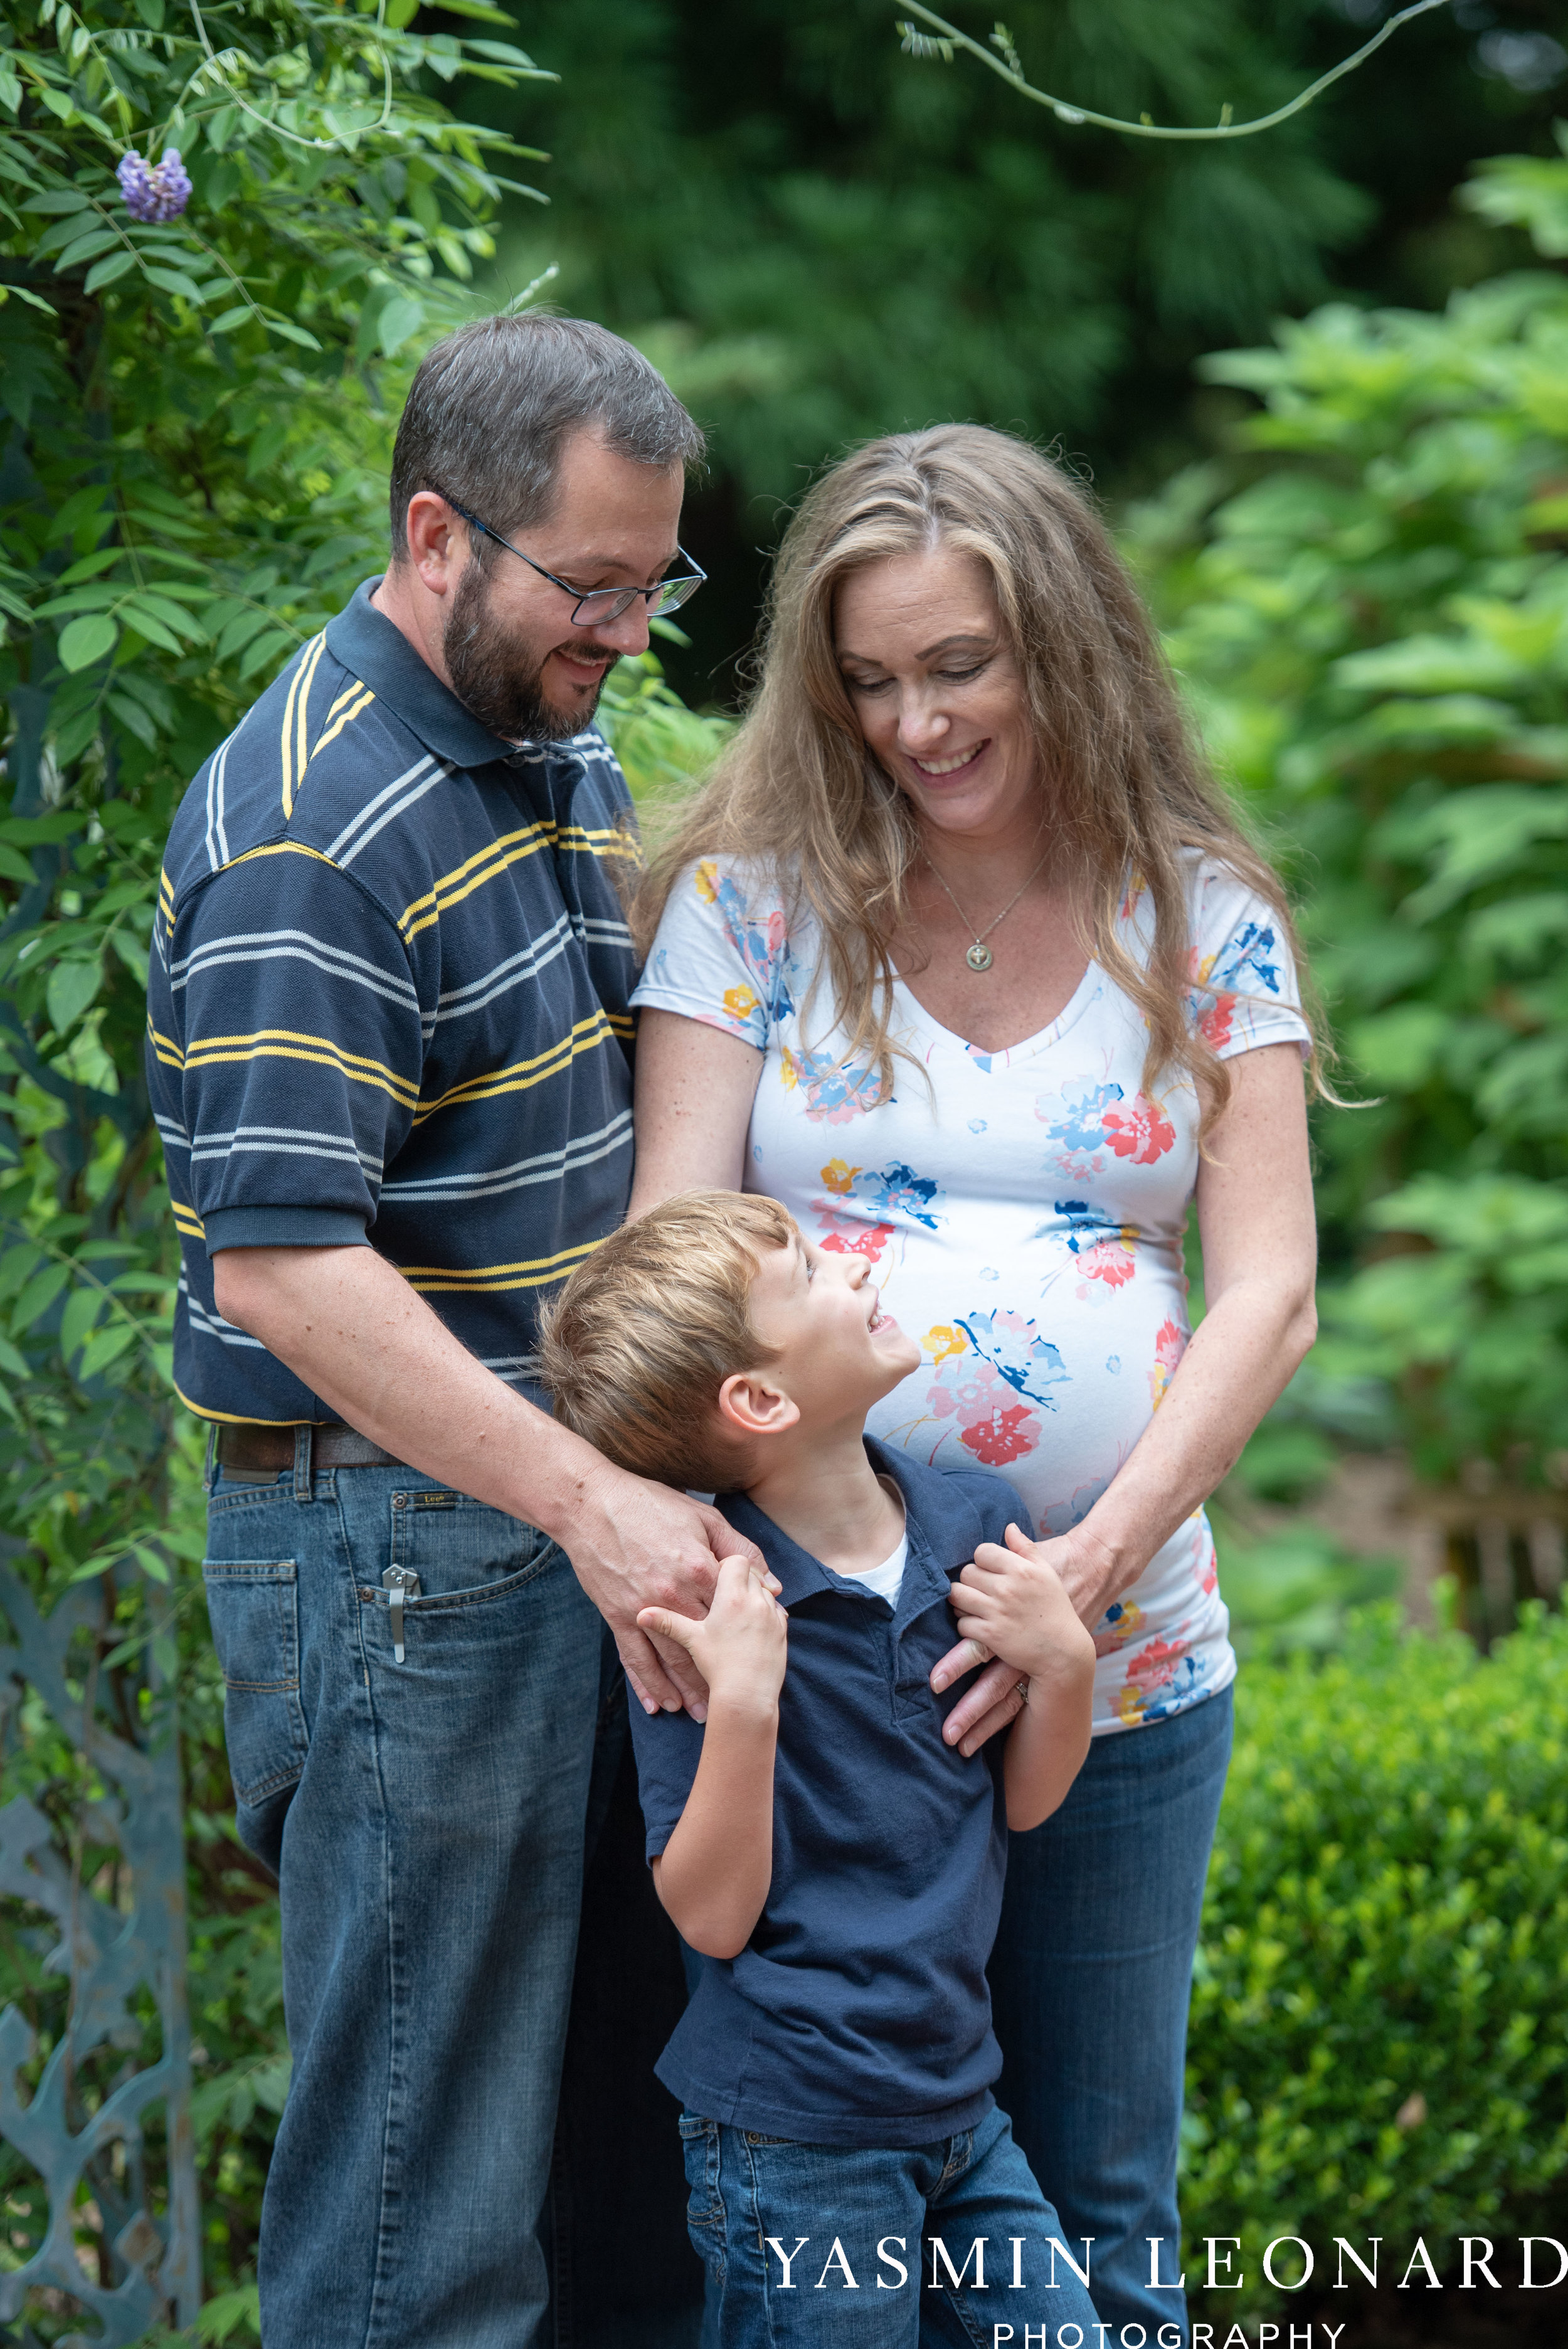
[718,1368,800,1440]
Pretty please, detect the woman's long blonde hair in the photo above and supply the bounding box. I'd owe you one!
[635,423,1316,1130]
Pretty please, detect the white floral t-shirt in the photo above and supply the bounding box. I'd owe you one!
[632,854,1311,1735]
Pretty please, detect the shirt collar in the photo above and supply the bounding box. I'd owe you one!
[718,1436,986,1614]
[324,577,530,774]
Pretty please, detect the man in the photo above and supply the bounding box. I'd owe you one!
[148,314,761,2348]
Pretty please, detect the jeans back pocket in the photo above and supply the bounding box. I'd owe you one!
[201,1561,309,1806]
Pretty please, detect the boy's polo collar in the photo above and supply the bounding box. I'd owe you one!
[719,1437,990,1615]
[325,578,527,774]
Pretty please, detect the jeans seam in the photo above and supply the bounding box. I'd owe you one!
[738,2133,785,2349]
[936,2286,994,2349]
[339,1478,406,2349]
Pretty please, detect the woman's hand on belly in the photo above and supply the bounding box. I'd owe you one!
[629,1007,764,1216]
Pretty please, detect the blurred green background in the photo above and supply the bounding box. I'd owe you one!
[3,0,1568,2335]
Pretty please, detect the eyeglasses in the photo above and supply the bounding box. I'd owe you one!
[442,497,706,627]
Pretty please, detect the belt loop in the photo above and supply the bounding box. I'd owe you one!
[294,1423,315,1504]
[203,1419,218,1493]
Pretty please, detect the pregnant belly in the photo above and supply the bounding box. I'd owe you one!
[863,1268,1189,1538]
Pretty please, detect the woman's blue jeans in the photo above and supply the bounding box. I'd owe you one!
[681,2101,1111,2349]
[987,1687,1234,2349]
[202,1454,617,2349]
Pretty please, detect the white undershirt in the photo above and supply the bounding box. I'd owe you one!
[836,1478,908,1606]
[842,1531,908,1608]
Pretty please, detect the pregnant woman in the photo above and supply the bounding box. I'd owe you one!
[625,425,1320,2344]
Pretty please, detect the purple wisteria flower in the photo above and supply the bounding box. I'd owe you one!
[116,147,193,224]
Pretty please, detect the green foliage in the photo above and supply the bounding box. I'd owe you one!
[0,2,556,2323]
[464,0,1560,698]
[1134,139,1568,1493]
[1184,1604,1568,2313]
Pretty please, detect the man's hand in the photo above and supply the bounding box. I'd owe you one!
[555,1456,776,1719]
[636,1552,787,1715]
[210,1241,774,1721]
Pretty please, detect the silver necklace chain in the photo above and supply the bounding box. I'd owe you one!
[923,848,1051,973]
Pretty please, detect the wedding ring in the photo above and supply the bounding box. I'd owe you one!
[1013,1679,1029,1699]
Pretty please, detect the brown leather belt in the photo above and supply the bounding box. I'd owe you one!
[216,1421,405,1473]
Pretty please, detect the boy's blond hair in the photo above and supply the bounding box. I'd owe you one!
[536,1190,795,1491]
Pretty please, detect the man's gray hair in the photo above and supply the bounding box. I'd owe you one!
[388,313,705,565]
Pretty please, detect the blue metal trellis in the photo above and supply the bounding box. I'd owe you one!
[0,1561,199,2345]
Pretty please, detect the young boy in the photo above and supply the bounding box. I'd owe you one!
[539,1191,1102,2349]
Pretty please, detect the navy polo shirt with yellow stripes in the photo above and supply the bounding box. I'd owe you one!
[147,578,639,1426]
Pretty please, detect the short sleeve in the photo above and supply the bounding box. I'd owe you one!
[630,857,791,1051]
[1186,861,1313,1063]
[171,852,423,1253]
[626,1697,707,1863]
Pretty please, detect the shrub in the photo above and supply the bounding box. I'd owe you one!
[1135,133,1568,1510]
[1184,1604,1568,2310]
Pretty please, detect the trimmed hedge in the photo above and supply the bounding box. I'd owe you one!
[1184,1605,1568,2308]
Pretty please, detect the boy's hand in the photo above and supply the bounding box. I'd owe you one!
[950,1524,1096,1687]
[637,1554,787,1717]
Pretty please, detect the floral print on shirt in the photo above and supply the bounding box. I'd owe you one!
[633,850,1313,1734]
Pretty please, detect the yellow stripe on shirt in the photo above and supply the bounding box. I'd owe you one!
[310,684,375,763]
[412,1011,617,1124]
[181,1026,420,1111]
[398,1236,602,1295]
[280,634,328,820]
[398,820,554,941]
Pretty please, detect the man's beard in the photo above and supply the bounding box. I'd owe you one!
[443,563,610,744]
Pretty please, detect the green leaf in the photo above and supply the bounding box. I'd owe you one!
[78,1320,137,1377]
[0,284,58,315]
[127,589,208,640]
[132,0,165,23]
[0,1244,45,1300]
[106,691,159,750]
[84,248,136,292]
[56,548,129,585]
[53,227,122,272]
[215,607,274,660]
[57,611,119,670]
[22,189,92,215]
[46,953,102,1034]
[133,1539,171,1584]
[60,1285,103,1362]
[33,586,119,619]
[376,293,425,357]
[142,264,206,303]
[118,606,183,654]
[265,317,323,351]
[0,1335,29,1379]
[109,926,151,982]
[209,302,255,334]
[11,1261,71,1334]
[237,628,295,682]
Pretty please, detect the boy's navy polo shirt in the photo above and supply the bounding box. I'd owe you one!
[627,1438,1036,2148]
[146,580,638,1424]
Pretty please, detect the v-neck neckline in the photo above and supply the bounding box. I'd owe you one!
[891,957,1101,1063]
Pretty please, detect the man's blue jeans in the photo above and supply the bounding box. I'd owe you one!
[202,1453,613,2349]
[988,1688,1235,2349]
[680,2101,1108,2349]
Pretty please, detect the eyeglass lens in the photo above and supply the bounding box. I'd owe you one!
[574,575,701,623]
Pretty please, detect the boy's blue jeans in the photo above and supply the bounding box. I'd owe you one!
[202,1455,617,2349]
[679,2102,1121,2349]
